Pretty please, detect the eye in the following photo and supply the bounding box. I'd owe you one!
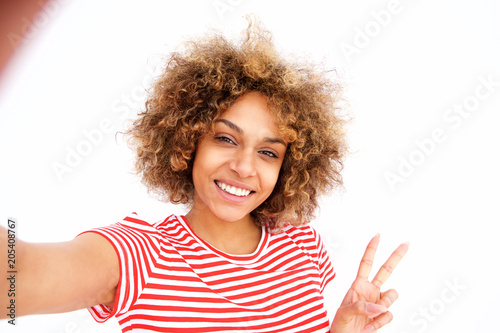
[259,150,278,158]
[215,136,236,145]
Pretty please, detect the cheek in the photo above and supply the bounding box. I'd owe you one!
[191,146,211,187]
[260,163,283,194]
[191,142,226,188]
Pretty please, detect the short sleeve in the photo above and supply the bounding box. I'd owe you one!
[78,214,161,323]
[312,229,336,294]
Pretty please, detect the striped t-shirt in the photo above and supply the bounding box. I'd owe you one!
[84,213,335,332]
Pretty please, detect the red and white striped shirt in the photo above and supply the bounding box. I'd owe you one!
[83,213,335,332]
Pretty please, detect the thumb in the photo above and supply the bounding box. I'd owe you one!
[335,301,388,324]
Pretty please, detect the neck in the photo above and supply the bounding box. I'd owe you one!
[184,208,262,255]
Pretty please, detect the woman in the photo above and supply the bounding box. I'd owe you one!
[0,19,408,332]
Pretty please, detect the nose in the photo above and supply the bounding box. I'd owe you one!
[228,148,257,178]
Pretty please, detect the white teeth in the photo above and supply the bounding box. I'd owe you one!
[216,181,251,197]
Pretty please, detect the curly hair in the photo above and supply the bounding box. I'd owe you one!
[126,18,348,231]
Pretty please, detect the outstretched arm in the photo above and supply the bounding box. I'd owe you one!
[1,225,119,318]
[330,234,409,333]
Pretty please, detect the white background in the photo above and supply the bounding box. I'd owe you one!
[1,0,499,332]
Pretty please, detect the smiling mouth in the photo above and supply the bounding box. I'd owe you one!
[215,180,253,197]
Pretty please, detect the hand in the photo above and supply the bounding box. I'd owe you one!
[330,234,409,333]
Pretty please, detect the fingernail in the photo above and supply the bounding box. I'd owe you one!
[366,303,387,314]
[361,325,375,333]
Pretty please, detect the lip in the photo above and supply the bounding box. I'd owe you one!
[214,180,255,204]
[215,179,255,192]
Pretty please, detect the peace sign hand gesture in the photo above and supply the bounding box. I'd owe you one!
[330,234,409,333]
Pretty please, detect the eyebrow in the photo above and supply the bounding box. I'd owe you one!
[215,119,286,146]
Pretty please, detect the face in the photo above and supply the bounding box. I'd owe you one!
[190,91,287,224]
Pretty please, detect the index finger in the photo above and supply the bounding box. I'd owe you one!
[356,233,381,280]
[371,241,410,289]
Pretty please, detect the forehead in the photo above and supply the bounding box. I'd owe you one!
[217,92,278,130]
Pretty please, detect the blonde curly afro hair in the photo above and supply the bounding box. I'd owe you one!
[126,18,348,231]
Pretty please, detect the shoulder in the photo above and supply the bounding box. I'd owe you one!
[271,222,324,252]
[95,213,180,235]
[279,223,319,241]
[81,213,184,257]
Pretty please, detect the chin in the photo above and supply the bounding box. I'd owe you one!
[212,207,254,224]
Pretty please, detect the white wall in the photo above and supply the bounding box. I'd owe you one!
[1,0,498,332]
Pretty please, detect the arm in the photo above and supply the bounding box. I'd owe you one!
[1,225,119,318]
